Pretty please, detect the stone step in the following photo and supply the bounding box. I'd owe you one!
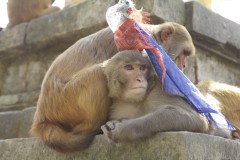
[0,91,39,112]
[0,107,35,139]
[0,132,239,160]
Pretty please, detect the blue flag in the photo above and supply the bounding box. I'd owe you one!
[134,22,235,130]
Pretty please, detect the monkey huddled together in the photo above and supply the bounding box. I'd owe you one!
[101,50,232,142]
[31,22,197,153]
[30,19,240,153]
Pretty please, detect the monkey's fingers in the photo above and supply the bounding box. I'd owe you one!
[101,120,118,133]
[101,125,110,133]
[232,130,240,139]
[101,124,116,142]
[106,120,121,130]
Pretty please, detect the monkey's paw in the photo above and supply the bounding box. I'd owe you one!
[101,120,125,143]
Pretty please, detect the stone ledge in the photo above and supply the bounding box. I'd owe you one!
[0,0,239,65]
[0,23,27,59]
[0,107,36,139]
[0,0,116,59]
[0,91,39,112]
[25,0,116,51]
[0,132,239,160]
[135,0,185,24]
[185,1,240,64]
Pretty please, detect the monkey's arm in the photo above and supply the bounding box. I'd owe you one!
[101,105,209,143]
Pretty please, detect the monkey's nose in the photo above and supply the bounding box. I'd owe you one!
[136,75,145,82]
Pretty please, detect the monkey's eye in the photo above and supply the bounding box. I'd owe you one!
[140,64,147,71]
[124,64,133,70]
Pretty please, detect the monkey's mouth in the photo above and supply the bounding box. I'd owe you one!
[130,87,147,90]
[129,87,147,93]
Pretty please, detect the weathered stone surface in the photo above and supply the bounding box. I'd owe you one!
[0,49,58,95]
[0,111,20,139]
[0,91,39,111]
[183,56,197,84]
[152,0,185,24]
[196,47,240,86]
[0,132,239,160]
[135,0,185,24]
[0,62,6,95]
[26,0,116,51]
[18,107,36,138]
[185,1,240,64]
[1,55,45,94]
[0,107,35,139]
[0,23,27,59]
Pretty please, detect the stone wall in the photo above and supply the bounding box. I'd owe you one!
[0,0,239,159]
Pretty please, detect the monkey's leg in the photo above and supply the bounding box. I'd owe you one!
[62,64,111,131]
[102,105,209,142]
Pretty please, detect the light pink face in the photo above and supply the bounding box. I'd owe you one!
[175,50,191,71]
[119,61,149,102]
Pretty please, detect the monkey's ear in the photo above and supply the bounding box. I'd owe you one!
[160,26,174,43]
[153,23,175,44]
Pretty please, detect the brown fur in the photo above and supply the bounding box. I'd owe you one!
[101,50,231,143]
[7,0,59,28]
[197,81,240,132]
[31,22,195,152]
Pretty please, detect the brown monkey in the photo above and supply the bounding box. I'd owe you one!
[101,50,231,143]
[31,22,195,152]
[7,0,60,28]
[197,81,240,139]
[148,22,195,71]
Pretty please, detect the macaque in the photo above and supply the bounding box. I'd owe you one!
[31,22,195,153]
[7,0,60,28]
[101,50,231,143]
[151,23,195,71]
[197,81,240,139]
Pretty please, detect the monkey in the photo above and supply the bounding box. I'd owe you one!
[197,80,240,139]
[101,50,232,143]
[143,22,195,71]
[7,0,60,28]
[30,22,196,153]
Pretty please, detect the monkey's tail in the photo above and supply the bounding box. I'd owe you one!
[32,123,98,153]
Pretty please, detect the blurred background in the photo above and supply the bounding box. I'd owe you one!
[0,0,240,28]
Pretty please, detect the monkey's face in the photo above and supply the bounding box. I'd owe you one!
[104,50,155,102]
[118,61,149,102]
[152,23,195,71]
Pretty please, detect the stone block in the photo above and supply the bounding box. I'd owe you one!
[184,56,197,84]
[0,91,39,111]
[1,54,46,95]
[185,1,240,64]
[151,0,185,24]
[196,47,240,86]
[0,111,20,139]
[0,132,239,160]
[18,107,36,138]
[0,107,36,139]
[26,0,116,51]
[0,23,27,59]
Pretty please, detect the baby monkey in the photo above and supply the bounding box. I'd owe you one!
[101,50,232,143]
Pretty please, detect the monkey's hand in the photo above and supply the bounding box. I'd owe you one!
[101,120,133,143]
[101,119,146,143]
[101,120,122,143]
[232,130,240,140]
